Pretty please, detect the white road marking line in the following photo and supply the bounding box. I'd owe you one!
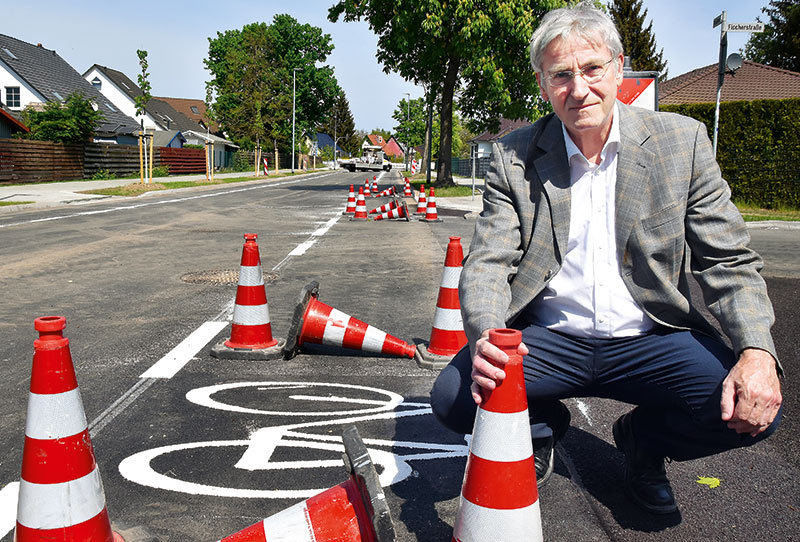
[0,482,19,540]
[140,321,228,379]
[575,399,593,427]
[278,215,341,264]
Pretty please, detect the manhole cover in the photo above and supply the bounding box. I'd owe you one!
[180,269,279,285]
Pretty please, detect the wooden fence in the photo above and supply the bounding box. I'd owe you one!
[159,147,206,174]
[84,143,160,178]
[0,139,83,184]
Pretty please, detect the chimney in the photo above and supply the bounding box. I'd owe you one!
[37,43,42,47]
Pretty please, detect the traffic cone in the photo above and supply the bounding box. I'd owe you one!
[343,184,356,215]
[371,180,378,195]
[363,178,371,197]
[416,184,427,215]
[15,316,124,542]
[422,187,443,222]
[368,200,397,215]
[377,186,395,197]
[219,425,397,542]
[451,328,542,542]
[415,236,467,369]
[283,281,416,360]
[372,201,410,222]
[211,233,284,360]
[350,187,368,220]
[403,178,413,197]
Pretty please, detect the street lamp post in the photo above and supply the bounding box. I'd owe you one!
[292,67,299,173]
[333,113,337,170]
[404,92,410,172]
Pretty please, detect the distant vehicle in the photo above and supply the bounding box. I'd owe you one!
[338,144,391,172]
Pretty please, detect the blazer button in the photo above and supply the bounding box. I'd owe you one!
[544,270,552,281]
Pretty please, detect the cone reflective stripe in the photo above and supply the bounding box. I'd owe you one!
[262,157,269,176]
[416,184,427,214]
[421,237,467,362]
[371,180,378,195]
[219,426,397,542]
[452,329,541,542]
[344,184,357,214]
[283,282,415,360]
[225,233,277,349]
[372,202,409,222]
[369,200,397,215]
[16,316,120,542]
[423,187,443,222]
[351,187,368,220]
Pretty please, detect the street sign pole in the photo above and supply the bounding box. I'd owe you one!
[712,11,727,158]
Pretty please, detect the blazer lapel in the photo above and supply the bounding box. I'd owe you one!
[615,104,655,262]
[529,116,571,262]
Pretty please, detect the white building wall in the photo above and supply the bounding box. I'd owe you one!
[0,61,45,110]
[84,67,158,130]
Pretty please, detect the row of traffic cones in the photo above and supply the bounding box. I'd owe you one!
[211,234,418,361]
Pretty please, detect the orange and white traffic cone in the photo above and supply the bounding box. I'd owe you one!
[377,186,395,197]
[211,233,284,360]
[350,187,368,220]
[283,282,416,360]
[452,328,542,542]
[403,177,413,197]
[372,201,410,222]
[15,316,124,542]
[371,180,378,195]
[219,426,396,542]
[422,186,443,222]
[415,236,467,369]
[369,200,398,215]
[363,178,371,197]
[416,184,427,215]
[343,184,357,215]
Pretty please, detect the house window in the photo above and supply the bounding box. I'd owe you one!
[190,106,199,114]
[91,77,101,90]
[5,87,20,108]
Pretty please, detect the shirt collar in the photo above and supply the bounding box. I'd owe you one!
[562,103,620,164]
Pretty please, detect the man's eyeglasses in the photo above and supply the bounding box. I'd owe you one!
[545,59,615,87]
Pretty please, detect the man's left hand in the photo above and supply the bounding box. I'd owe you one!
[720,348,782,437]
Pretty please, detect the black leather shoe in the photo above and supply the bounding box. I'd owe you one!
[612,412,678,514]
[533,401,571,488]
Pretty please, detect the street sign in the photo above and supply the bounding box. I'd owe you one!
[723,22,765,32]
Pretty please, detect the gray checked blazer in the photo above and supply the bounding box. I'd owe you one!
[459,102,779,369]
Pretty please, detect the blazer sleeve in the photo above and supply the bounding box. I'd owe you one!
[683,121,779,368]
[459,141,524,350]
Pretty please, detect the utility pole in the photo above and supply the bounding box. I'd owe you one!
[404,92,410,172]
[292,67,299,173]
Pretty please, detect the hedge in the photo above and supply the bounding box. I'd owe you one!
[661,98,800,208]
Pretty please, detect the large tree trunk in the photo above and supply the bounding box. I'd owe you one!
[435,54,461,187]
[423,86,434,185]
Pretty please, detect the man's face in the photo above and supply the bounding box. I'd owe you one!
[536,34,624,143]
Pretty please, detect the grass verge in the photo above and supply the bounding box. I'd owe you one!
[735,202,800,222]
[0,201,34,207]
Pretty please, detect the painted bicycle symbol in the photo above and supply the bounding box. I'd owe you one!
[119,381,468,499]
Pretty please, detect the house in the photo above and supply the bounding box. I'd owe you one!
[150,129,186,149]
[659,61,800,105]
[310,132,348,158]
[470,118,532,158]
[383,136,405,160]
[0,101,28,138]
[0,34,141,143]
[155,96,219,134]
[83,64,204,133]
[182,129,238,169]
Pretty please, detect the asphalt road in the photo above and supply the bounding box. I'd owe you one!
[0,170,797,541]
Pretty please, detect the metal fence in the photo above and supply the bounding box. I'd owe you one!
[451,156,491,179]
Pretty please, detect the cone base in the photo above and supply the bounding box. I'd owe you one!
[350,216,368,221]
[420,217,443,222]
[211,338,285,360]
[283,281,319,359]
[414,342,457,370]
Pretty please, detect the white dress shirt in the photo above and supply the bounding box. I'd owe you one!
[525,105,655,338]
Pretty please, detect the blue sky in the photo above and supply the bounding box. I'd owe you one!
[5,1,768,132]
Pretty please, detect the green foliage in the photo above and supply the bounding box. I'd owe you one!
[21,92,105,143]
[91,168,115,180]
[329,0,560,185]
[392,97,426,150]
[608,0,668,79]
[205,15,341,153]
[317,91,359,155]
[743,0,800,72]
[134,50,151,118]
[184,143,204,149]
[661,98,800,208]
[152,164,170,177]
[232,150,255,172]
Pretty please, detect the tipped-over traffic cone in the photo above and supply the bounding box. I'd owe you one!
[422,187,443,222]
[415,236,467,369]
[452,328,542,542]
[283,281,416,359]
[350,187,368,220]
[211,233,284,360]
[403,178,413,197]
[371,180,378,195]
[15,316,123,542]
[369,200,398,215]
[372,201,410,222]
[343,184,357,215]
[219,426,396,542]
[416,185,427,214]
[377,186,395,197]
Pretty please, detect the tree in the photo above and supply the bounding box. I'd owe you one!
[205,15,340,152]
[608,0,668,79]
[743,0,800,72]
[329,0,556,186]
[318,91,359,155]
[392,97,426,156]
[20,93,104,144]
[134,49,152,118]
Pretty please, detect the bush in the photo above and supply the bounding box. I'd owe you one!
[232,150,255,172]
[90,169,115,180]
[661,98,800,209]
[152,164,170,177]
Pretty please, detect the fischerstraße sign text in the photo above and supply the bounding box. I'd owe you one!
[724,22,765,32]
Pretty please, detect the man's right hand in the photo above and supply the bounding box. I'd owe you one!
[470,330,529,404]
